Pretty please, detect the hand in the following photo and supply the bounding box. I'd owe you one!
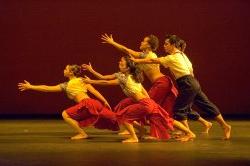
[18,80,32,91]
[82,75,92,84]
[104,101,112,110]
[101,33,114,44]
[81,62,93,71]
[129,56,137,62]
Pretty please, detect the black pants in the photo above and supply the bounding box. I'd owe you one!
[173,75,220,121]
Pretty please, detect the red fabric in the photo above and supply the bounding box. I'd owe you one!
[148,76,178,117]
[116,98,174,140]
[65,98,119,131]
[114,97,135,113]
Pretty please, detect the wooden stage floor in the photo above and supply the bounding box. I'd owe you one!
[0,119,249,166]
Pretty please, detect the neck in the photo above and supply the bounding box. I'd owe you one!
[69,76,77,80]
[169,47,179,54]
[143,49,152,54]
[122,71,130,76]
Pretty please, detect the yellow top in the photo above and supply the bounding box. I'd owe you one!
[115,72,144,97]
[60,77,89,100]
[159,52,193,79]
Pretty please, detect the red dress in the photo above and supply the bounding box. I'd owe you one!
[114,73,174,140]
[148,75,177,117]
[114,76,177,117]
[66,98,119,131]
[116,98,174,139]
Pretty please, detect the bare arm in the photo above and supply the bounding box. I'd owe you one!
[18,80,62,92]
[82,77,119,86]
[86,84,111,110]
[81,63,116,80]
[130,56,161,64]
[101,34,142,58]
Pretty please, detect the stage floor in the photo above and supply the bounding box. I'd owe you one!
[0,119,249,166]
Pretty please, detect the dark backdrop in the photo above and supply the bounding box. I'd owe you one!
[1,0,250,116]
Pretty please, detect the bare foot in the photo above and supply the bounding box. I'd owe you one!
[222,125,231,140]
[202,122,212,134]
[142,136,159,141]
[71,133,88,140]
[172,130,185,139]
[176,133,196,142]
[118,130,130,135]
[122,137,139,143]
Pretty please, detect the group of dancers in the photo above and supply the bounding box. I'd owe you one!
[18,34,231,143]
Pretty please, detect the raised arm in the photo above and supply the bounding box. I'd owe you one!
[18,80,62,93]
[101,33,142,58]
[81,63,116,80]
[86,84,111,110]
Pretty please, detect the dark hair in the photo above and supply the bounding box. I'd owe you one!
[69,65,83,77]
[147,34,159,51]
[124,56,144,83]
[165,34,181,48]
[178,39,187,52]
[165,34,187,52]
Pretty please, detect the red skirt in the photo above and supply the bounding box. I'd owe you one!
[114,97,136,113]
[148,76,178,117]
[116,98,174,140]
[65,98,119,131]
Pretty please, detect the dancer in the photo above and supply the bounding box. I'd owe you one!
[130,35,231,139]
[101,34,177,116]
[101,34,211,134]
[18,64,119,140]
[83,56,196,143]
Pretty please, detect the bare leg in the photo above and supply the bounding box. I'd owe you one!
[181,119,190,129]
[214,114,231,140]
[118,129,130,135]
[197,117,212,134]
[173,120,196,142]
[133,121,146,139]
[171,120,188,139]
[62,111,88,140]
[122,122,139,143]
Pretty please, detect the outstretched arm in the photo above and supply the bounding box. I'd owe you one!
[82,77,119,86]
[81,63,116,80]
[86,84,111,110]
[101,33,142,58]
[18,80,62,92]
[130,56,161,64]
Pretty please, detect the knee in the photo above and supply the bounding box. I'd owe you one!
[62,110,68,119]
[173,111,188,121]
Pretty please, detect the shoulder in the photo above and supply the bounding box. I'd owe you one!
[114,72,127,83]
[149,52,158,58]
[59,82,68,91]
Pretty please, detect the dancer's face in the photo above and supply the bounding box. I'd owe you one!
[63,65,73,77]
[164,39,173,54]
[118,57,129,73]
[139,37,151,51]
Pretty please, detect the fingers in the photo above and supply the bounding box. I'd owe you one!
[81,64,92,71]
[84,75,90,79]
[129,56,135,61]
[17,83,26,91]
[81,64,88,69]
[101,33,113,42]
